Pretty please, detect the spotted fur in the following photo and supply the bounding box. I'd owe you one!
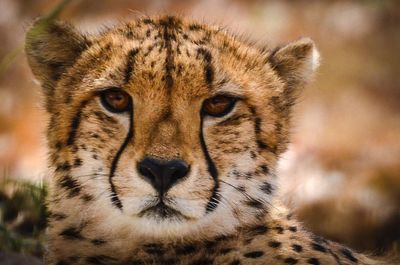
[26,16,384,265]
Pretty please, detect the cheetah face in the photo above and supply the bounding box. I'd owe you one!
[26,16,318,238]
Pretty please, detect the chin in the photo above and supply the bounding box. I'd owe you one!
[119,198,206,238]
[129,213,199,238]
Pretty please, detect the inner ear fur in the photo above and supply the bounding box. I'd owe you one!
[269,37,320,90]
[25,18,90,107]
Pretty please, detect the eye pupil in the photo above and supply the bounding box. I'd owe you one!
[100,88,131,113]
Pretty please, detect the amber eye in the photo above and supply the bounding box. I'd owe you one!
[202,95,238,117]
[99,88,131,113]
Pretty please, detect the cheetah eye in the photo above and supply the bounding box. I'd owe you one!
[99,88,132,113]
[202,95,238,117]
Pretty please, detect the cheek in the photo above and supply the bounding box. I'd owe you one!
[208,119,257,173]
[71,115,127,178]
[169,164,214,200]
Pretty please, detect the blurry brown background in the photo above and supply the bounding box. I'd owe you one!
[0,0,399,255]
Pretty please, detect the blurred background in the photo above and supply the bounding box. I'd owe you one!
[0,0,399,260]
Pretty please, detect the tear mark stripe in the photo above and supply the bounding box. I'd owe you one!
[67,99,90,146]
[109,109,134,209]
[200,115,220,213]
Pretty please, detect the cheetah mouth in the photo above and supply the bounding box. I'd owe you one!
[138,201,190,221]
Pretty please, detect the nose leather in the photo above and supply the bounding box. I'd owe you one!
[138,157,190,195]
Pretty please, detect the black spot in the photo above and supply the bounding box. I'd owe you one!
[55,141,63,150]
[259,164,269,174]
[189,24,202,31]
[124,49,139,84]
[249,106,256,115]
[125,30,134,39]
[73,158,82,167]
[176,244,197,255]
[288,226,297,232]
[292,244,303,252]
[229,260,241,265]
[60,226,83,240]
[56,161,71,172]
[142,18,154,24]
[307,258,320,265]
[249,225,269,236]
[197,47,214,86]
[56,261,69,265]
[274,226,284,234]
[59,176,81,197]
[284,257,298,264]
[311,234,329,244]
[91,239,106,245]
[257,140,268,150]
[190,258,213,265]
[254,117,262,134]
[81,194,93,202]
[340,248,358,263]
[215,234,233,242]
[244,251,264,258]
[260,182,273,194]
[143,243,165,255]
[204,240,218,252]
[237,185,246,192]
[268,241,282,248]
[245,198,264,209]
[311,242,327,253]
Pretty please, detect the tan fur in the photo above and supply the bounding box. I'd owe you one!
[25,16,385,265]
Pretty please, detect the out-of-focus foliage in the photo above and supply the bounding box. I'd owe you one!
[0,178,47,256]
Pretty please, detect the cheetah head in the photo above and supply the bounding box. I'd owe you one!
[26,16,319,239]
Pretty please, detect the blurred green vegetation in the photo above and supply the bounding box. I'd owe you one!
[0,178,47,257]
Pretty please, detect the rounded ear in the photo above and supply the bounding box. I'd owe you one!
[25,18,90,107]
[268,37,320,89]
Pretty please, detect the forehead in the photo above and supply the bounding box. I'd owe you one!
[72,17,264,100]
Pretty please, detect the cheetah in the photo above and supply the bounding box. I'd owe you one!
[25,15,386,265]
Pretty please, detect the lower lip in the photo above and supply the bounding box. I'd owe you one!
[139,202,184,219]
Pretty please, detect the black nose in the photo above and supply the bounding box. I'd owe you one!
[138,157,190,195]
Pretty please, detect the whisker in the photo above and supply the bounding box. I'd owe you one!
[220,179,274,209]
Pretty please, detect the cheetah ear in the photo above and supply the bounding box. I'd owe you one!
[25,18,90,97]
[269,37,320,89]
